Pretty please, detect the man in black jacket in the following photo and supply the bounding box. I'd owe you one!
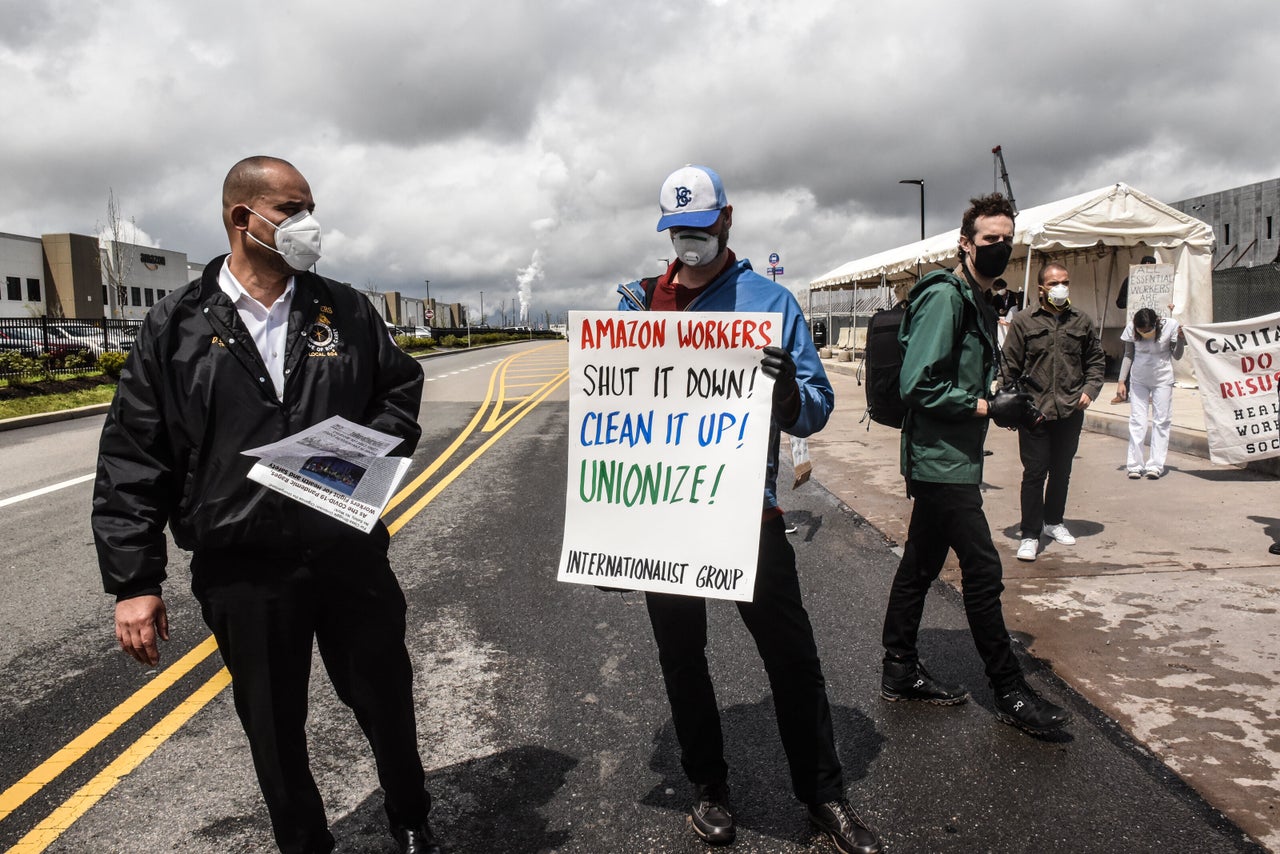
[93,156,438,854]
[1002,262,1106,563]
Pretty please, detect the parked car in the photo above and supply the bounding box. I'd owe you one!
[47,323,107,357]
[409,326,434,339]
[0,328,41,357]
[105,325,137,352]
[0,326,89,358]
[48,323,134,357]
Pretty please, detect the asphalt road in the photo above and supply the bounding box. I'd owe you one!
[0,340,1263,853]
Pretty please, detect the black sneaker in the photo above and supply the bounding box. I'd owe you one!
[994,681,1072,735]
[392,821,441,854]
[808,799,883,854]
[689,782,735,845]
[881,659,969,705]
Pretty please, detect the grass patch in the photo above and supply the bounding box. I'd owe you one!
[0,382,117,420]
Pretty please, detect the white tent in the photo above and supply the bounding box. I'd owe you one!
[809,183,1215,380]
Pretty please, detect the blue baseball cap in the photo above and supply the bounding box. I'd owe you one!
[657,165,728,232]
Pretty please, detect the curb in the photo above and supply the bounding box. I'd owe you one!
[0,402,112,433]
[0,340,544,434]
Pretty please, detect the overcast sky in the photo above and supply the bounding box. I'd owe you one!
[2,0,1276,323]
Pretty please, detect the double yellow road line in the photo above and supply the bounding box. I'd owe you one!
[1,343,567,852]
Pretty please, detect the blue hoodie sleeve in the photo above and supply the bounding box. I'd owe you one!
[779,294,834,438]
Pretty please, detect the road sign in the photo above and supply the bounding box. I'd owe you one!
[768,266,784,276]
[424,308,435,320]
[768,252,780,264]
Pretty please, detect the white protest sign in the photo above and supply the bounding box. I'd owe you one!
[558,310,780,602]
[1182,311,1280,465]
[1127,263,1175,321]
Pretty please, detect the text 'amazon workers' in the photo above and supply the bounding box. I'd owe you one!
[580,317,775,351]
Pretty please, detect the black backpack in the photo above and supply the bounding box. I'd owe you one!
[859,303,908,428]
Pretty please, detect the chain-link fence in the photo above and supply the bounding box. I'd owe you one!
[807,286,896,354]
[1212,265,1280,322]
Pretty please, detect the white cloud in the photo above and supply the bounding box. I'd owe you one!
[0,0,1277,319]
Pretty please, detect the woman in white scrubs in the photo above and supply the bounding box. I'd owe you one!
[1115,307,1185,479]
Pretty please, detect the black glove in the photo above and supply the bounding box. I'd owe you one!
[761,345,797,396]
[988,388,1045,429]
[760,345,800,424]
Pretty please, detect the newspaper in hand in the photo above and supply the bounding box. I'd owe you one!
[242,415,413,533]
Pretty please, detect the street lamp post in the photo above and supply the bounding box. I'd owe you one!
[480,290,484,328]
[423,279,430,327]
[900,179,925,281]
[899,179,924,240]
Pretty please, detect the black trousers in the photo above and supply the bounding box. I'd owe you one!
[192,546,429,854]
[644,516,844,805]
[1018,409,1085,538]
[881,480,1022,692]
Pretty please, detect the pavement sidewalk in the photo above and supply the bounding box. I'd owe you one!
[806,357,1280,852]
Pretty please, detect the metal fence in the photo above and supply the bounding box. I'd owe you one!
[807,285,897,354]
[0,317,141,382]
[1212,265,1280,322]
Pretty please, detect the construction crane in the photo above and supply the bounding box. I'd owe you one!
[992,145,1017,215]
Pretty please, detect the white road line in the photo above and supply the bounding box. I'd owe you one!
[0,473,96,508]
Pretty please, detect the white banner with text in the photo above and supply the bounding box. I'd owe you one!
[557,310,780,601]
[1182,311,1280,465]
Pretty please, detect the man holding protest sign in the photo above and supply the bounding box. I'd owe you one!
[612,165,881,852]
[881,193,1073,738]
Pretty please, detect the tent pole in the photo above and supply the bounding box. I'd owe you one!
[1021,249,1034,309]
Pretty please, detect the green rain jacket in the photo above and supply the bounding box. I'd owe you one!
[898,269,997,485]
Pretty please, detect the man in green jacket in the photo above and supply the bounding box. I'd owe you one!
[1002,262,1106,562]
[880,193,1072,737]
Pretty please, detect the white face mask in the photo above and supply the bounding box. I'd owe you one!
[670,229,721,267]
[246,208,322,271]
[1046,284,1070,306]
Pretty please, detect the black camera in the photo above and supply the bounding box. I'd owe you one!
[989,374,1045,429]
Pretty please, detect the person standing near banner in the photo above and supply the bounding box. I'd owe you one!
[614,165,881,853]
[1116,307,1185,479]
[92,156,439,854]
[1002,262,1106,562]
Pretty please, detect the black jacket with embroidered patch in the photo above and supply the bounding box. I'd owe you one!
[92,255,424,599]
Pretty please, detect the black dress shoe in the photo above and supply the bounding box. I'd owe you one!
[1269,542,1280,556]
[881,659,969,705]
[994,681,1071,735]
[393,822,441,854]
[808,798,883,854]
[689,782,735,845]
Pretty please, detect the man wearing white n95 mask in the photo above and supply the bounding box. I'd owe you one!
[615,165,882,854]
[93,156,438,854]
[1001,262,1105,563]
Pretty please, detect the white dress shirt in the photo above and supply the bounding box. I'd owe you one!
[218,261,295,400]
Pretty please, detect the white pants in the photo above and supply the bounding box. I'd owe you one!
[1127,381,1173,472]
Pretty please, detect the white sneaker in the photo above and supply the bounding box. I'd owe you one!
[1127,469,1143,479]
[1144,468,1162,480]
[1016,538,1038,561]
[1043,523,1076,545]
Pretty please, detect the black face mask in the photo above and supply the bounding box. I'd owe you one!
[971,240,1013,278]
